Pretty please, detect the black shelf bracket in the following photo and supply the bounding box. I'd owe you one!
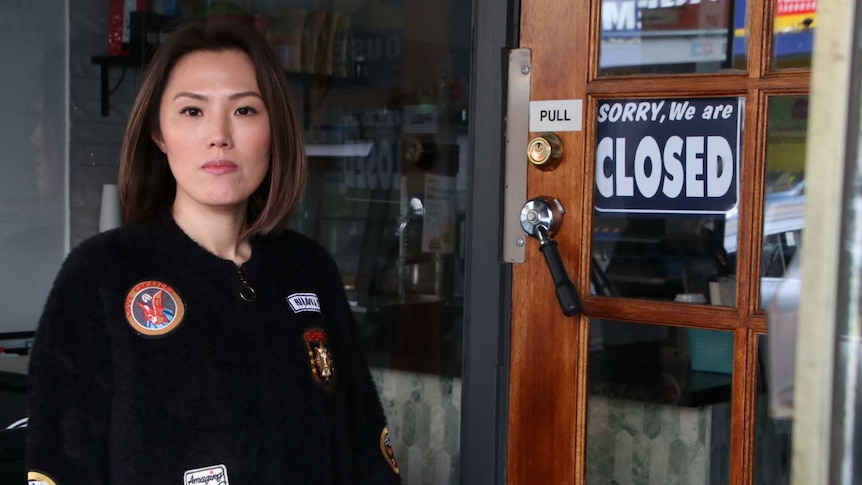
[91,55,142,117]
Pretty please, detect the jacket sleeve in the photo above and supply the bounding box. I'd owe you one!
[26,250,112,484]
[317,249,402,484]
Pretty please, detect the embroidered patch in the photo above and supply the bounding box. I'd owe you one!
[27,471,57,485]
[303,327,334,388]
[287,292,321,313]
[124,280,186,337]
[184,464,229,485]
[380,427,400,474]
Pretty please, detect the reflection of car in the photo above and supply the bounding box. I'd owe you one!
[724,181,804,306]
[591,180,804,306]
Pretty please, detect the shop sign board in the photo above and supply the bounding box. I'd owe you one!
[594,97,742,215]
[775,0,817,31]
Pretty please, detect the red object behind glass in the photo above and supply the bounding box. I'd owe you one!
[108,0,151,56]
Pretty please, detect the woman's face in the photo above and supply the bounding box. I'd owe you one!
[152,49,271,217]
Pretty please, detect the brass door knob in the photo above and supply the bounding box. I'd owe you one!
[527,133,563,170]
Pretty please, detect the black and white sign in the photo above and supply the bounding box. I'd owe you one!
[595,97,742,215]
[529,99,583,132]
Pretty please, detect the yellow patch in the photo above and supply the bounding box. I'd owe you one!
[28,471,57,485]
[379,427,400,474]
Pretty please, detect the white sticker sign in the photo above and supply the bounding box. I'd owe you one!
[402,105,438,134]
[529,99,583,132]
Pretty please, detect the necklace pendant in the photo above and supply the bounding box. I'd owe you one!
[237,265,257,302]
[239,283,257,302]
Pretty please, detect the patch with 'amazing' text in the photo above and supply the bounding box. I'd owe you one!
[184,464,229,485]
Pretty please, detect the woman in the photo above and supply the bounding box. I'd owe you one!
[26,19,400,485]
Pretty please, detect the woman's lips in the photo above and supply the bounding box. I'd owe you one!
[202,160,238,175]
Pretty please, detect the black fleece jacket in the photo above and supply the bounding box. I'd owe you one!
[26,216,401,485]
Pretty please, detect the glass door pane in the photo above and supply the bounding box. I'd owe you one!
[587,319,733,484]
[772,0,816,70]
[591,97,744,305]
[754,335,792,484]
[264,0,472,481]
[760,96,807,309]
[599,0,746,76]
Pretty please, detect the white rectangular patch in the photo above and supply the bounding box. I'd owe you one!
[184,464,229,485]
[529,99,583,132]
[287,293,321,313]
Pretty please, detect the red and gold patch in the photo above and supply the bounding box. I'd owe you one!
[124,280,186,337]
[304,328,334,388]
[380,427,400,474]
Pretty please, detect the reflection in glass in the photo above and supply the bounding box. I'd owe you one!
[754,335,792,483]
[598,0,746,75]
[264,1,472,481]
[586,320,732,483]
[760,96,807,308]
[275,0,471,377]
[592,213,738,305]
[0,5,67,336]
[772,0,816,70]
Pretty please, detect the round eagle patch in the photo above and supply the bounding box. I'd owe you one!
[124,280,186,337]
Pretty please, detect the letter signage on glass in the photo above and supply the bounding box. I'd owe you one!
[594,97,742,215]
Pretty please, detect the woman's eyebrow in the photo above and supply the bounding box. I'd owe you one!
[229,91,263,100]
[172,91,263,101]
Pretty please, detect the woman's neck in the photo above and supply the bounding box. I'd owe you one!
[171,203,252,265]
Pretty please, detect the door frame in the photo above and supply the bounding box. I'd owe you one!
[459,0,520,482]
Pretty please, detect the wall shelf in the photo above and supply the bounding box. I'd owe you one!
[90,55,144,117]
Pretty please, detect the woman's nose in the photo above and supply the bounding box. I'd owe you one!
[207,116,232,148]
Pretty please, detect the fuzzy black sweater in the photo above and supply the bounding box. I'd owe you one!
[26,216,401,484]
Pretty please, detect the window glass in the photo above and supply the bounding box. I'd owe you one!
[591,97,744,306]
[772,0,816,70]
[267,1,472,481]
[754,335,792,483]
[0,1,68,337]
[760,96,807,309]
[587,319,732,483]
[599,0,747,75]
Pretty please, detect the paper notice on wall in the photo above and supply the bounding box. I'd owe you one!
[421,174,456,254]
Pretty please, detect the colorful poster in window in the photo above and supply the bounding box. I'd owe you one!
[594,97,742,215]
[775,0,817,32]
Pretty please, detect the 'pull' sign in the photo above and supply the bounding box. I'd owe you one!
[530,99,583,132]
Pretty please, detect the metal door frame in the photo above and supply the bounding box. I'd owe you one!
[460,0,520,482]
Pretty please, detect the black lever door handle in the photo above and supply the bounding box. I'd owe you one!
[536,225,581,316]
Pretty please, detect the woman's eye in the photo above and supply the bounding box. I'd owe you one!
[235,106,257,116]
[180,107,201,117]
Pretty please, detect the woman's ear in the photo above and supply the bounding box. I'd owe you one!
[151,131,166,153]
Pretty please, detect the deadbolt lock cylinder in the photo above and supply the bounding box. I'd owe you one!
[527,132,563,170]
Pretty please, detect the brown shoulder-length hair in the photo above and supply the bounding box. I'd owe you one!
[118,18,306,238]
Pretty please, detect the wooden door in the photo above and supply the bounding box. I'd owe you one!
[508,0,812,483]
